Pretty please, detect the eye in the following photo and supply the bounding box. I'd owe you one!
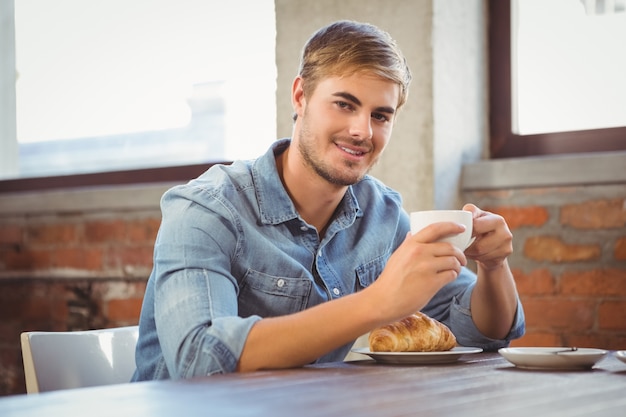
[372,112,390,123]
[335,100,354,111]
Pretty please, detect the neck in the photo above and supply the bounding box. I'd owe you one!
[276,146,346,236]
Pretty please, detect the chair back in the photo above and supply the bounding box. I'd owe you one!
[21,325,139,393]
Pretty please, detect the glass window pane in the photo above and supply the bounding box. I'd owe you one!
[512,0,626,135]
[14,0,276,177]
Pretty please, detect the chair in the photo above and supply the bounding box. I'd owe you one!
[20,325,139,394]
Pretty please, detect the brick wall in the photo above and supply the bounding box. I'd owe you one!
[463,184,626,350]
[0,209,159,396]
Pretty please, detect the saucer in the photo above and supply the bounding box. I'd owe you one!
[499,347,608,370]
[351,346,482,365]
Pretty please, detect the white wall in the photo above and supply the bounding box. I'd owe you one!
[433,0,487,210]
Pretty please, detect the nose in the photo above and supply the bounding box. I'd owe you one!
[348,113,373,140]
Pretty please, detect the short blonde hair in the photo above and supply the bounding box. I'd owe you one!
[298,20,412,110]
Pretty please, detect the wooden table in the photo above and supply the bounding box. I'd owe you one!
[1,352,625,417]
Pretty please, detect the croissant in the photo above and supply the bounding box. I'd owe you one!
[369,311,456,352]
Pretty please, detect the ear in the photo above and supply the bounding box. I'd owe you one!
[291,76,306,119]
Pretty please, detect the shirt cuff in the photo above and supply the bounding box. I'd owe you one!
[450,283,526,351]
[203,315,262,374]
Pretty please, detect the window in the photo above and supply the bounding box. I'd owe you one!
[2,0,276,182]
[489,0,626,158]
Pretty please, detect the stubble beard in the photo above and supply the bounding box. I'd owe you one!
[297,120,373,187]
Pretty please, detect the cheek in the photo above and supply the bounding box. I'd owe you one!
[373,126,393,148]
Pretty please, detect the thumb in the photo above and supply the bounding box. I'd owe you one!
[462,203,481,219]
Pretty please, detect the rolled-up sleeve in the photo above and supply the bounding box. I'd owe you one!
[423,269,526,351]
[153,187,260,377]
[156,268,261,377]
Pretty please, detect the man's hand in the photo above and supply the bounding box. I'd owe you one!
[463,203,513,271]
[368,221,467,322]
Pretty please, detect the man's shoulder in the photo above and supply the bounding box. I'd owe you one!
[163,160,255,202]
[193,160,254,187]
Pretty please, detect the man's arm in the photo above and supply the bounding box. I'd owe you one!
[464,204,520,339]
[238,222,469,371]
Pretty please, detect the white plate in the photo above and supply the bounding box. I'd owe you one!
[616,351,626,364]
[351,346,483,365]
[498,347,608,370]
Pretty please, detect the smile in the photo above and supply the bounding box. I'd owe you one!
[339,146,365,156]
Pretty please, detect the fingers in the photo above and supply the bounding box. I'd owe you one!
[466,228,512,260]
[408,222,469,269]
[433,254,464,278]
[474,215,512,251]
[462,203,482,219]
[374,229,467,319]
[405,237,468,273]
[411,221,467,245]
[461,204,513,269]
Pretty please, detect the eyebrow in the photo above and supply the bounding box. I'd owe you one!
[332,92,396,116]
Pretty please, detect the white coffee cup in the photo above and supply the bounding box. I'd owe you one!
[410,210,475,250]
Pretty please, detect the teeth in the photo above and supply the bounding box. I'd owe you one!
[341,147,363,156]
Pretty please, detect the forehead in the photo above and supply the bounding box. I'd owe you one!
[312,73,401,110]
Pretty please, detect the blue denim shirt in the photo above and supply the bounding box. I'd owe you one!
[132,139,525,381]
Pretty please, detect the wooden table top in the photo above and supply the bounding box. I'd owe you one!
[1,351,625,417]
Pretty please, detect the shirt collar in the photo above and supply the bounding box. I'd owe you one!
[252,138,362,226]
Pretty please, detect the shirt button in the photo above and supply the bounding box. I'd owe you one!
[332,288,340,296]
[277,279,285,288]
[300,225,307,231]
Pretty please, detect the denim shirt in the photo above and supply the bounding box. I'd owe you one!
[132,139,525,382]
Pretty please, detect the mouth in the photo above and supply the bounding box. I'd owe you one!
[336,143,369,158]
[340,146,364,156]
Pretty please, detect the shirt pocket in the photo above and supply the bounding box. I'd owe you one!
[238,269,312,318]
[355,254,387,290]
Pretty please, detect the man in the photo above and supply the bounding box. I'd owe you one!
[132,20,524,381]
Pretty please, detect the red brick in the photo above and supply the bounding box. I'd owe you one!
[567,333,626,350]
[0,224,23,245]
[0,248,51,270]
[615,237,626,261]
[3,245,103,272]
[598,300,626,331]
[561,198,626,229]
[512,268,555,296]
[84,220,127,243]
[561,269,626,296]
[126,218,161,244]
[524,236,601,263]
[0,293,68,323]
[26,223,78,245]
[52,247,104,270]
[0,348,24,395]
[521,187,578,196]
[521,298,595,330]
[107,298,143,322]
[510,331,561,347]
[484,205,549,231]
[107,245,154,269]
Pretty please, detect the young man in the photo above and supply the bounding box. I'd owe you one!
[132,20,524,381]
